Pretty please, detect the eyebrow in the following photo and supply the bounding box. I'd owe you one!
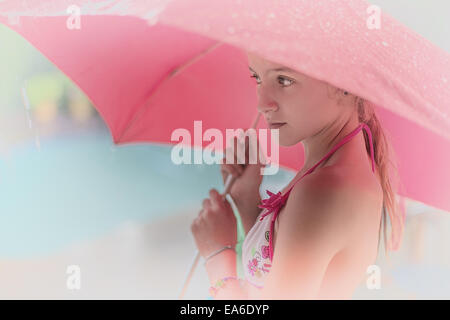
[248,66,297,75]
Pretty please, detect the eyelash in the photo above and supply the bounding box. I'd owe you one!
[250,74,294,87]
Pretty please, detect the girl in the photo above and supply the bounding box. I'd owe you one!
[190,52,404,299]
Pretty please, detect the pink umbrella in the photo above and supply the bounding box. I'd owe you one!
[1,0,450,294]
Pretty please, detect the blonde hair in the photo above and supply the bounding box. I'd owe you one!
[330,86,405,258]
[354,96,406,258]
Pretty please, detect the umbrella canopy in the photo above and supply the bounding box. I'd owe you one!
[1,0,449,215]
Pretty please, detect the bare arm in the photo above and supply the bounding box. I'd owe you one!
[233,193,262,235]
[204,249,249,299]
[253,171,354,299]
[206,170,361,299]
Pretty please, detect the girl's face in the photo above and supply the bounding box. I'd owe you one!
[247,52,349,146]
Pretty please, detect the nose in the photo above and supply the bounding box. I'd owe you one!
[256,91,279,114]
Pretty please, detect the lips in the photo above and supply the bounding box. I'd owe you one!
[268,122,286,129]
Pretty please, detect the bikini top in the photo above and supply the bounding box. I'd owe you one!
[257,122,375,263]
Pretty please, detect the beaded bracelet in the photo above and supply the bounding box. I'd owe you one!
[208,276,241,298]
[208,277,265,299]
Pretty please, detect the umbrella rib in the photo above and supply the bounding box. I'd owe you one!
[117,41,224,143]
[169,41,224,78]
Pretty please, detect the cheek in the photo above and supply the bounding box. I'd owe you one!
[302,85,334,117]
[282,93,329,130]
[282,90,315,118]
[280,82,330,119]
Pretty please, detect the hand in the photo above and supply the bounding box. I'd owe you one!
[190,188,237,259]
[220,133,265,211]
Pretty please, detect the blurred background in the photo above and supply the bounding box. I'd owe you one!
[1,0,450,299]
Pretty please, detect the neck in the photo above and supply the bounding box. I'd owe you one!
[301,114,365,172]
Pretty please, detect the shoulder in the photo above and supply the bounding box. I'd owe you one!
[288,164,381,215]
[259,165,382,298]
[280,165,379,249]
[287,165,360,213]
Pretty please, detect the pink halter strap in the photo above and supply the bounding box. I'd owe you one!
[257,123,375,262]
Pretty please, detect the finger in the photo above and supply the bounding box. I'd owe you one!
[254,134,266,166]
[236,135,246,164]
[200,209,207,220]
[209,188,224,208]
[251,134,261,166]
[223,138,238,165]
[223,137,235,163]
[190,219,197,232]
[223,167,242,185]
[244,135,250,164]
[246,133,262,166]
[233,136,239,164]
[220,167,229,184]
[221,169,238,190]
[236,136,248,165]
[202,198,211,210]
[195,210,203,223]
[221,164,243,179]
[241,133,254,165]
[233,137,241,165]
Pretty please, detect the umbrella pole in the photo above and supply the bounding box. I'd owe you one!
[178,112,261,300]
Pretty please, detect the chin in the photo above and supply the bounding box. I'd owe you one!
[278,136,296,147]
[278,132,303,147]
[270,126,302,147]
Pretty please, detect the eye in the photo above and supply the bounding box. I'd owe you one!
[250,74,261,85]
[278,76,295,87]
[250,74,295,87]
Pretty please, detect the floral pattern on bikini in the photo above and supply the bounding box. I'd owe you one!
[257,189,291,262]
[246,230,272,279]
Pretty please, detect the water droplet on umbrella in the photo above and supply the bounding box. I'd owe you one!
[268,12,276,19]
[382,41,389,47]
[442,77,448,84]
[319,20,335,33]
[228,26,235,34]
